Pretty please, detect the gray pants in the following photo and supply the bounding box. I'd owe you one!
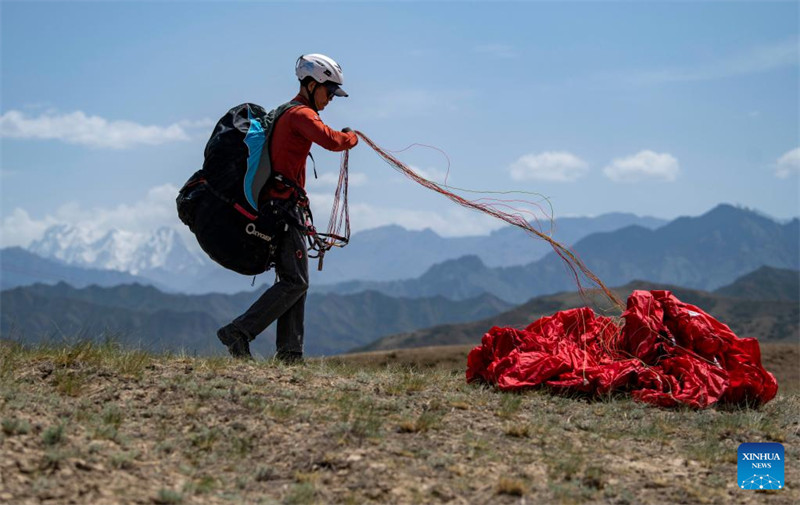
[232,223,309,355]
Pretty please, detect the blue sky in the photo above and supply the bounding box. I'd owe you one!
[1,0,798,248]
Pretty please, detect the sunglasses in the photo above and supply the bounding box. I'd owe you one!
[323,82,340,99]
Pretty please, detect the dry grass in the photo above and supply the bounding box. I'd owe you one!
[0,340,798,504]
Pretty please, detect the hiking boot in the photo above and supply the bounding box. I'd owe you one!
[217,324,253,360]
[275,350,304,365]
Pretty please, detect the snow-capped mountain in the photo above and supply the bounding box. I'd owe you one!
[23,223,269,294]
[130,227,206,274]
[29,225,206,275]
[27,224,102,266]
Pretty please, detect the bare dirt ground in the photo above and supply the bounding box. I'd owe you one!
[1,341,797,505]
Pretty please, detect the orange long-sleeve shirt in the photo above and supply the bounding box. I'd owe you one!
[264,94,357,202]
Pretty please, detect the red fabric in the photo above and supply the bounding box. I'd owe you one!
[466,290,778,408]
[264,94,358,202]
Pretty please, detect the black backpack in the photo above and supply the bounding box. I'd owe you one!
[176,102,303,275]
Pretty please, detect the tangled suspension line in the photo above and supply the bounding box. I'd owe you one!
[319,131,624,311]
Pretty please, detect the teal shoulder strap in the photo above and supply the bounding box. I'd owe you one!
[243,101,303,212]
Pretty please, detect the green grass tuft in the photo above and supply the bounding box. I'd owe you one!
[154,488,183,505]
[2,417,31,436]
[42,424,65,446]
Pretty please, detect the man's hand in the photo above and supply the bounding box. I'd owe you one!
[342,127,358,148]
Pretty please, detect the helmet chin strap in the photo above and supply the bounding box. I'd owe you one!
[304,81,319,113]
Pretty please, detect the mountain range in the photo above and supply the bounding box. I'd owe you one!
[0,247,160,290]
[2,212,665,294]
[318,204,799,303]
[2,265,795,358]
[2,203,797,358]
[0,282,512,357]
[357,266,800,353]
[715,265,800,301]
[312,212,665,283]
[28,225,205,275]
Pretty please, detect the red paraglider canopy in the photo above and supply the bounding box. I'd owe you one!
[466,290,778,408]
[351,134,777,409]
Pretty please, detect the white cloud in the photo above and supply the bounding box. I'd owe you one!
[55,184,182,233]
[603,150,679,182]
[0,110,212,149]
[408,165,452,184]
[509,151,589,182]
[474,43,517,59]
[0,184,186,248]
[176,118,216,130]
[6,182,502,250]
[4,179,551,253]
[776,147,800,179]
[0,208,58,248]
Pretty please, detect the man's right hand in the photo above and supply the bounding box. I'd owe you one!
[342,127,353,133]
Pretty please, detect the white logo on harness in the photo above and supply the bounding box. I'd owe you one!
[245,223,271,242]
[687,310,701,317]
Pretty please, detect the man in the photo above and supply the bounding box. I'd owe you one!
[216,54,358,362]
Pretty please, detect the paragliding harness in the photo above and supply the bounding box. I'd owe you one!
[176,102,334,276]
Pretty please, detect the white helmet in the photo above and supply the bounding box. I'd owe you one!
[295,53,348,97]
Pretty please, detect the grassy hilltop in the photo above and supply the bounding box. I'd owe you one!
[1,341,798,505]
